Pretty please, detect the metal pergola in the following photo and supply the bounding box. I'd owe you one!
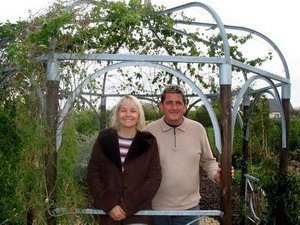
[33,1,291,225]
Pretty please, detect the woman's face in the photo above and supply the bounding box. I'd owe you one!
[118,102,139,129]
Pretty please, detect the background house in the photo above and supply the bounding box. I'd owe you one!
[267,98,293,118]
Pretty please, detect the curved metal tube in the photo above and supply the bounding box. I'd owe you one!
[232,76,286,148]
[56,61,221,153]
[159,2,231,64]
[78,95,102,129]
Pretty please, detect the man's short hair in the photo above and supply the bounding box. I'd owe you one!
[161,84,187,103]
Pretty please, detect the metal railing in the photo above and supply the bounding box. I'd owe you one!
[53,208,223,225]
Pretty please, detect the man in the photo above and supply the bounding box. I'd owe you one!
[145,84,221,225]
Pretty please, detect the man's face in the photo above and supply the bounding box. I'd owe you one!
[160,93,187,126]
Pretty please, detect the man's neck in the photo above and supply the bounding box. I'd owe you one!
[164,117,183,128]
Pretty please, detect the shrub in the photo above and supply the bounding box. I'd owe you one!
[0,101,23,224]
[257,156,300,224]
[56,114,95,224]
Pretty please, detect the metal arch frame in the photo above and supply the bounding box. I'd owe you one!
[187,95,219,112]
[244,89,283,142]
[56,61,221,153]
[159,1,232,86]
[78,95,102,129]
[187,97,244,131]
[46,0,234,156]
[23,1,291,224]
[0,1,289,224]
[78,92,160,103]
[166,19,290,82]
[160,13,291,103]
[66,0,98,10]
[240,82,284,141]
[149,2,291,148]
[222,25,290,80]
[159,2,231,65]
[76,94,159,130]
[232,75,287,148]
[73,93,162,134]
[65,0,232,68]
[166,20,290,79]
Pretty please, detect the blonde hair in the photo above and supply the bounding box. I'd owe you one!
[110,95,146,131]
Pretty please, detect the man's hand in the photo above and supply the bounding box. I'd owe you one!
[213,168,221,183]
[109,205,126,221]
[213,167,235,183]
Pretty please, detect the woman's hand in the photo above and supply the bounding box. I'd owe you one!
[109,205,126,221]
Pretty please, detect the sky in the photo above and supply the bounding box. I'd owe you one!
[0,0,299,108]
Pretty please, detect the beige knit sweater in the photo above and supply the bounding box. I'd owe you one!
[145,117,219,210]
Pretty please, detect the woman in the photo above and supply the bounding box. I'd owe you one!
[87,95,162,225]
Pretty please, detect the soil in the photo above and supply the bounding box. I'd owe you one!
[199,168,241,225]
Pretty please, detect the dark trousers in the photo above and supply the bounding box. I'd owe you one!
[152,205,200,225]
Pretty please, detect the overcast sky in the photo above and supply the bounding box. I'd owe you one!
[0,0,299,107]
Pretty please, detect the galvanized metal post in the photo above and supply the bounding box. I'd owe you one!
[219,63,232,225]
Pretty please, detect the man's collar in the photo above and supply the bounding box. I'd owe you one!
[161,117,187,132]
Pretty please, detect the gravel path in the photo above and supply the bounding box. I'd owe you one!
[199,216,220,224]
[199,168,240,225]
